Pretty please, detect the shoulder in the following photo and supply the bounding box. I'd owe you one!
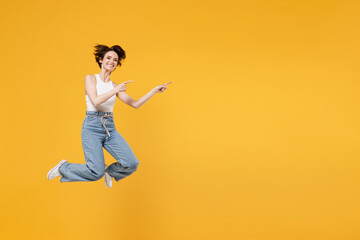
[85,74,96,84]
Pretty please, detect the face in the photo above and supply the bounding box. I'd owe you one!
[100,51,119,71]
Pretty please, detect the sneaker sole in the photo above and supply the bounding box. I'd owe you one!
[47,159,67,180]
[104,165,112,188]
[105,173,112,188]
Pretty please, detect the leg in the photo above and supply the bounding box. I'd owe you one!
[103,130,140,182]
[59,127,105,182]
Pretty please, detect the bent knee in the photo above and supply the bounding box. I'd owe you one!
[89,170,105,181]
[128,158,140,170]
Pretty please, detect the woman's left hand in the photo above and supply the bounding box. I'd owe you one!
[154,82,172,93]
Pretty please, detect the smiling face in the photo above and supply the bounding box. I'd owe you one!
[99,51,119,71]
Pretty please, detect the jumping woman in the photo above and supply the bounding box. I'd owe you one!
[47,44,172,188]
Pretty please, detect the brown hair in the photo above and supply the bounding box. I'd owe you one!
[93,44,126,69]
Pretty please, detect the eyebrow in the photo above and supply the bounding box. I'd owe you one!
[107,56,118,60]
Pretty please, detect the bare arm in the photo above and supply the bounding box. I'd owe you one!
[116,89,156,109]
[85,75,118,107]
[113,81,172,109]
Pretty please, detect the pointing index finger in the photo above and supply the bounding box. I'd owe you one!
[122,80,133,84]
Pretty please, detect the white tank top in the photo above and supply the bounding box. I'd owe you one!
[85,74,116,112]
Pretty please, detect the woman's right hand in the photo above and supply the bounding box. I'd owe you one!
[115,80,133,92]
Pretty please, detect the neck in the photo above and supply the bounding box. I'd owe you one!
[98,69,112,83]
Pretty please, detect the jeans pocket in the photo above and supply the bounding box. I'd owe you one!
[86,115,96,121]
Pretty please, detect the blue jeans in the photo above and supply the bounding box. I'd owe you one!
[59,111,140,182]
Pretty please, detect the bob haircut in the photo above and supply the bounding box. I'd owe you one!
[93,44,126,69]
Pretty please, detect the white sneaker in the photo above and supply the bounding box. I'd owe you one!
[105,164,113,188]
[47,159,67,180]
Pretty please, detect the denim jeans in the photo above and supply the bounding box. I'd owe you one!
[59,111,140,182]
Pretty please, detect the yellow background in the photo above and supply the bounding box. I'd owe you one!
[1,0,360,239]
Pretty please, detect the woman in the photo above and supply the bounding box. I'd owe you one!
[47,44,171,188]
